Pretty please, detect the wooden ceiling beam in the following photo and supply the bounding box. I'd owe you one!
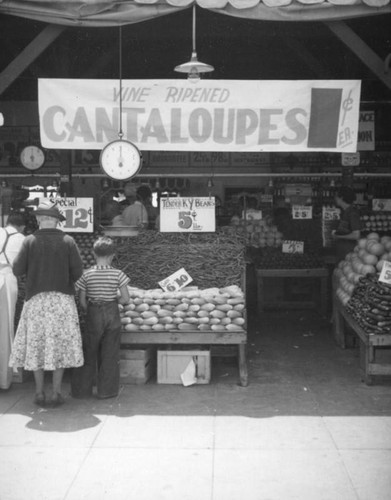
[326,20,391,91]
[283,36,327,79]
[0,24,65,96]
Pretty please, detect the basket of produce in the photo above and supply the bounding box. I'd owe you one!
[334,232,391,306]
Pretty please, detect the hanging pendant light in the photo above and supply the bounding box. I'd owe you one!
[174,4,214,82]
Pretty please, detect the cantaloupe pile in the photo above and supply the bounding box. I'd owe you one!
[119,285,246,332]
[229,217,283,248]
[335,232,391,305]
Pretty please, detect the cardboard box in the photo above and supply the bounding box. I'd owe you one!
[157,350,211,385]
[119,348,155,384]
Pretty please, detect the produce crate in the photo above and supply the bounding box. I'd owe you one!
[119,347,155,384]
[157,349,211,385]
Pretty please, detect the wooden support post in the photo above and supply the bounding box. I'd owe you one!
[238,344,248,387]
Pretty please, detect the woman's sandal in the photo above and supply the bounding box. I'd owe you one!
[34,393,46,407]
[50,393,65,408]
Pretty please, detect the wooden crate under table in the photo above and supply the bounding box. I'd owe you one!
[157,349,211,385]
[119,346,155,384]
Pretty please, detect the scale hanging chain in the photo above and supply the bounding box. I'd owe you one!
[118,25,123,140]
[192,4,196,53]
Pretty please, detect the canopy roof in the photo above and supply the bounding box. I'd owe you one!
[0,1,390,103]
[0,0,390,26]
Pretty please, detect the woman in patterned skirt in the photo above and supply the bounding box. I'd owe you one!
[9,201,84,408]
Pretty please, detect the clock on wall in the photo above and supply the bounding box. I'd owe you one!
[20,145,45,171]
[100,139,142,181]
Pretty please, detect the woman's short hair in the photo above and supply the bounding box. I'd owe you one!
[93,236,116,257]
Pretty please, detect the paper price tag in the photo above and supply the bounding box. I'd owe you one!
[372,199,391,212]
[292,205,312,220]
[282,240,304,254]
[322,206,340,221]
[245,210,262,220]
[341,152,360,166]
[379,261,391,285]
[260,194,273,204]
[158,268,193,292]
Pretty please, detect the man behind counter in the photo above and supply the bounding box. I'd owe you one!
[120,183,149,229]
[331,186,362,262]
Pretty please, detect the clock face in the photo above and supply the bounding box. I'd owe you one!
[20,145,45,171]
[100,140,142,181]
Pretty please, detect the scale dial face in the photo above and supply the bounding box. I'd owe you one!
[100,139,142,181]
[20,145,45,171]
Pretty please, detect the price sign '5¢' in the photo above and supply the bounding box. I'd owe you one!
[158,268,193,293]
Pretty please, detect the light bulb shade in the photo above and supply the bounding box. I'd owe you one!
[174,52,214,74]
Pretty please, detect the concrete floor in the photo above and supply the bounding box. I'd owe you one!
[1,309,391,500]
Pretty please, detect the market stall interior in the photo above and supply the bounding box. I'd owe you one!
[1,3,391,387]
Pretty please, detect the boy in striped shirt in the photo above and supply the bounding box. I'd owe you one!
[71,236,130,399]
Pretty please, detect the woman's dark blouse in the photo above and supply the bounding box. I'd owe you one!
[13,228,83,301]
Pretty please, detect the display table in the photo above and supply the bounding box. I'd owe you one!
[333,298,391,385]
[121,330,248,387]
[256,268,329,316]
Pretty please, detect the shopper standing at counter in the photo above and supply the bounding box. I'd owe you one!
[332,186,362,262]
[9,202,84,407]
[71,236,130,400]
[0,213,25,390]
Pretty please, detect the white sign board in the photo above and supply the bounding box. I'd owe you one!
[341,152,360,166]
[158,268,193,292]
[372,199,391,212]
[292,205,313,220]
[245,210,263,220]
[322,206,341,221]
[37,197,94,233]
[38,79,361,152]
[282,240,304,254]
[160,197,216,233]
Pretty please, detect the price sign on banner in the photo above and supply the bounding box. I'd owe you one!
[158,268,193,292]
[322,206,340,221]
[372,199,391,212]
[160,197,215,233]
[379,261,391,285]
[282,240,304,254]
[292,205,313,220]
[39,197,94,233]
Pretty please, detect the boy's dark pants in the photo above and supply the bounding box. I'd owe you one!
[72,301,121,398]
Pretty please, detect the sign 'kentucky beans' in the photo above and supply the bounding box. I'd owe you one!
[38,79,361,153]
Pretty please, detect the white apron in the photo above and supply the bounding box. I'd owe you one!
[0,264,17,389]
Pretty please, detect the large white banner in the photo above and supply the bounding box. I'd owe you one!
[38,79,361,153]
